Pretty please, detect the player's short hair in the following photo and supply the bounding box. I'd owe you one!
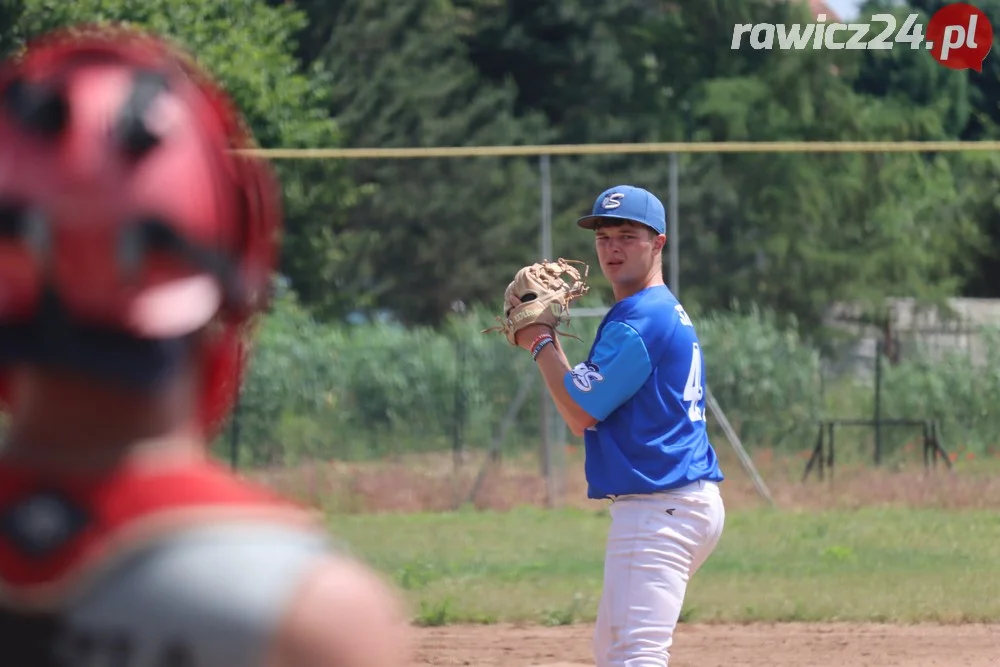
[594,219,660,238]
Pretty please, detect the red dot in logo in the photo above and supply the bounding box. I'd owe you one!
[927,3,993,72]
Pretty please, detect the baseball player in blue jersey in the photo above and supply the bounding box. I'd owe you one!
[512,185,726,667]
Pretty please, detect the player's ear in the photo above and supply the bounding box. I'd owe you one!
[654,233,666,253]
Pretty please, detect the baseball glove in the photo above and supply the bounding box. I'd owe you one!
[482,258,590,346]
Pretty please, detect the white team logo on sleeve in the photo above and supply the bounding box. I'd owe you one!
[570,361,604,392]
[675,304,693,327]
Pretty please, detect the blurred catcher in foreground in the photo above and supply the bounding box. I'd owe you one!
[0,24,409,667]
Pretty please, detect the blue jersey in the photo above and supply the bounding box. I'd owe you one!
[564,285,724,499]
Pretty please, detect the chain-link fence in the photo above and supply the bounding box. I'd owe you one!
[2,144,999,502]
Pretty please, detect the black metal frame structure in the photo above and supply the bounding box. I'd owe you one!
[802,418,952,481]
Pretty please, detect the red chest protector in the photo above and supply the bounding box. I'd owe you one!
[0,459,314,605]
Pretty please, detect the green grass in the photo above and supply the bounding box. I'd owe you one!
[325,505,1000,626]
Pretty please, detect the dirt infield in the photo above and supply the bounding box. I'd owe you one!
[254,453,1000,666]
[412,622,1000,667]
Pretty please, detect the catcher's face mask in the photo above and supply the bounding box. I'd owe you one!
[0,25,282,433]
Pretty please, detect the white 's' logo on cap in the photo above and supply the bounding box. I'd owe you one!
[601,192,624,210]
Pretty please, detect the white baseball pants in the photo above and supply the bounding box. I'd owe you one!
[593,479,725,667]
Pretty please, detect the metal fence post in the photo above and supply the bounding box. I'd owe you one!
[451,299,468,471]
[539,153,559,507]
[874,338,883,465]
[669,152,679,295]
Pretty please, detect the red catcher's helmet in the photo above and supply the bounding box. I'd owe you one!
[0,25,282,436]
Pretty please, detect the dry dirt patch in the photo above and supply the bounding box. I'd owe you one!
[250,449,1000,514]
[411,622,1000,667]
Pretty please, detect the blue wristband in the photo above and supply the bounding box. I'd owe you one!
[531,336,554,360]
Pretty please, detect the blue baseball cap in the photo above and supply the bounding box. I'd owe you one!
[576,185,666,235]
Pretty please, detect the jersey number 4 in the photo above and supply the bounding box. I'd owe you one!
[683,343,705,422]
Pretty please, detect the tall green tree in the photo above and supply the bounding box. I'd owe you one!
[686,56,985,334]
[603,0,985,335]
[897,0,1000,140]
[852,2,971,138]
[309,0,551,326]
[853,0,1000,299]
[459,0,655,144]
[455,0,678,305]
[0,0,24,58]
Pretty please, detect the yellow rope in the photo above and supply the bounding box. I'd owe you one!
[232,141,1000,160]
